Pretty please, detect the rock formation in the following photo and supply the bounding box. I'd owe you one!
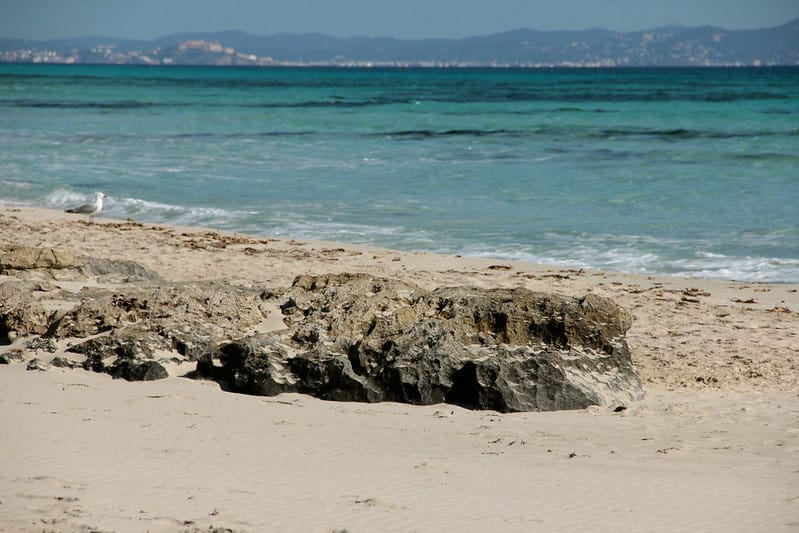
[1,245,643,410]
[198,273,643,412]
[0,245,272,382]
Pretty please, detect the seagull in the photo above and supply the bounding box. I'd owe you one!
[65,192,106,223]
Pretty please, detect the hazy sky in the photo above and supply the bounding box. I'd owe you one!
[2,0,798,40]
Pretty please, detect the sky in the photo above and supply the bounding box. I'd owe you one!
[2,0,798,41]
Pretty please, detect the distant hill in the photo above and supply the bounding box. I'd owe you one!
[2,19,797,67]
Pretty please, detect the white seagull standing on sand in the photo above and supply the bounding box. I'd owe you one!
[65,192,106,223]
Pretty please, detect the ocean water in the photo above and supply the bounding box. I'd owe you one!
[1,64,798,282]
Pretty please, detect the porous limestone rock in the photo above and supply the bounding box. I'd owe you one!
[0,248,273,381]
[0,244,82,272]
[1,246,643,406]
[0,281,53,341]
[198,273,643,412]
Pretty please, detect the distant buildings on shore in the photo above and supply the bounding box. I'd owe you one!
[2,20,797,67]
[1,40,278,66]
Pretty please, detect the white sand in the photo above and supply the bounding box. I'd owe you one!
[1,206,798,532]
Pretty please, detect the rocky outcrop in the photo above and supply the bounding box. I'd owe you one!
[0,281,53,340]
[80,257,165,283]
[0,244,164,283]
[197,273,643,412]
[50,284,273,381]
[0,244,82,272]
[0,246,274,381]
[48,283,270,340]
[67,329,168,380]
[2,246,643,408]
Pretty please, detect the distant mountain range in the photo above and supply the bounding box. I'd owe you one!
[2,19,798,67]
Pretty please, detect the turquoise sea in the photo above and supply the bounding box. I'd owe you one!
[1,64,798,282]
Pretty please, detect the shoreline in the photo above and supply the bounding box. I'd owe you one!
[2,204,798,531]
[2,204,798,392]
[6,198,797,287]
[5,201,799,291]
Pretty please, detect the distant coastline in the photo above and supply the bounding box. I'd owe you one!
[2,18,797,67]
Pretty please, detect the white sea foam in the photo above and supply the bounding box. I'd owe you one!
[10,188,799,283]
[668,255,799,283]
[45,188,96,208]
[107,196,238,228]
[456,235,799,284]
[266,217,426,246]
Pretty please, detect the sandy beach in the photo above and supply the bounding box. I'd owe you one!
[1,205,798,532]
